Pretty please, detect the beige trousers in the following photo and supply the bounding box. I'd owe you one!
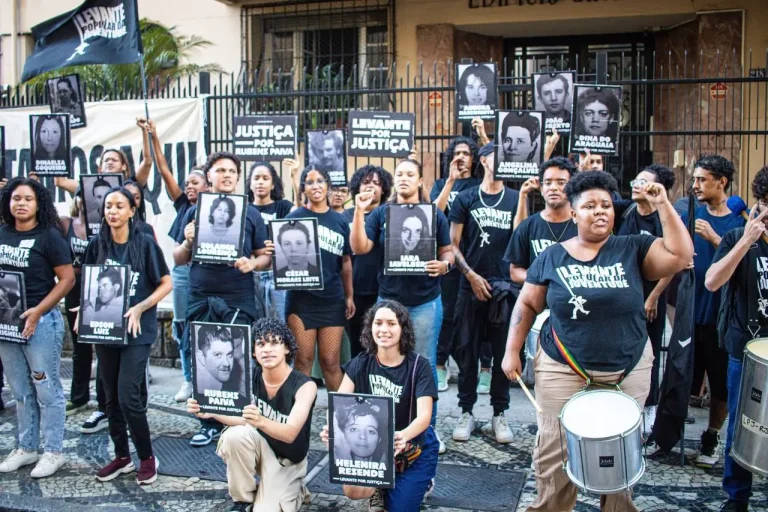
[527,341,653,512]
[216,425,310,512]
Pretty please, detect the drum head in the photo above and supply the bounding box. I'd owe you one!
[561,390,641,438]
[746,338,768,363]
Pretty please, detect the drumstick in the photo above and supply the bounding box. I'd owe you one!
[513,371,543,414]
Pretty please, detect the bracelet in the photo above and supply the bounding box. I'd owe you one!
[181,241,192,252]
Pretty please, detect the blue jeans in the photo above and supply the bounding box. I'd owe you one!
[171,264,192,382]
[0,309,66,453]
[255,270,286,321]
[386,426,439,511]
[723,355,752,503]
[379,295,442,426]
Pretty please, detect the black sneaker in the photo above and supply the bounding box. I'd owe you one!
[228,502,253,512]
[81,411,109,434]
[189,427,221,447]
[720,500,748,511]
[696,429,721,468]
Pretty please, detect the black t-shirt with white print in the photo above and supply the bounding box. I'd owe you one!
[285,207,351,301]
[252,366,314,463]
[254,199,294,225]
[526,234,656,372]
[505,212,576,270]
[430,177,482,216]
[448,185,519,287]
[0,224,72,310]
[712,228,768,358]
[84,234,170,346]
[343,351,437,433]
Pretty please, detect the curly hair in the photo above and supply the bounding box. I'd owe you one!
[251,318,298,365]
[349,165,393,201]
[0,177,62,231]
[642,164,676,191]
[359,300,416,355]
[247,162,284,203]
[204,151,241,176]
[694,154,735,189]
[752,166,768,201]
[539,156,578,182]
[443,136,480,178]
[564,170,618,205]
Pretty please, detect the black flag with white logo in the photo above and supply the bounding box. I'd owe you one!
[21,0,142,83]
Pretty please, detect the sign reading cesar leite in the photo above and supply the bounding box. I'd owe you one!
[347,111,415,158]
[469,0,616,7]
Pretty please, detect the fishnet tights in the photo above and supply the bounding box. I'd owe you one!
[287,314,344,391]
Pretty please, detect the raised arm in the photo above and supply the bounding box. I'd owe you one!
[54,177,78,195]
[134,118,152,187]
[641,183,695,282]
[706,207,768,292]
[350,192,375,255]
[432,157,461,213]
[514,178,538,230]
[144,119,183,201]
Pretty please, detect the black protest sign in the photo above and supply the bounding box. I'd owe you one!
[29,114,71,177]
[47,74,87,129]
[233,115,297,162]
[192,322,251,417]
[348,111,415,158]
[0,271,27,344]
[77,264,130,344]
[192,192,247,264]
[81,173,123,238]
[456,63,498,121]
[270,218,324,291]
[569,85,623,156]
[306,130,347,186]
[495,110,544,181]
[329,393,395,489]
[384,204,436,276]
[532,71,575,135]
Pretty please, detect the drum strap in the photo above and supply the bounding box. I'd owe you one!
[552,327,629,389]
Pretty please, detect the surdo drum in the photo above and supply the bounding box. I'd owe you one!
[731,338,768,477]
[559,390,645,494]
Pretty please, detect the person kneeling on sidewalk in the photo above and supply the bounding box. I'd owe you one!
[188,318,317,512]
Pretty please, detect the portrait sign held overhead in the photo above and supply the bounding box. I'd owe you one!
[348,111,415,158]
[328,393,395,489]
[191,322,251,417]
[306,129,347,187]
[269,218,324,291]
[232,115,297,162]
[192,192,247,264]
[0,126,5,180]
[47,74,87,129]
[495,110,544,181]
[569,85,623,156]
[29,113,71,177]
[77,265,130,345]
[0,271,26,344]
[80,173,123,238]
[384,204,436,276]
[456,63,497,121]
[532,71,574,135]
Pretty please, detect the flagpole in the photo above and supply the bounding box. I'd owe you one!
[138,52,159,188]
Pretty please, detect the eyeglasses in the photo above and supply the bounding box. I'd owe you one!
[630,178,648,187]
[305,179,327,187]
[583,110,611,120]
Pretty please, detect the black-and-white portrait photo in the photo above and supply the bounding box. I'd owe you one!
[329,393,395,489]
[81,173,123,238]
[384,204,436,275]
[495,110,544,181]
[0,126,5,180]
[456,63,497,121]
[29,113,71,177]
[192,322,251,416]
[78,265,129,344]
[569,85,623,156]
[233,115,297,161]
[306,129,347,186]
[532,71,574,134]
[269,218,323,291]
[192,192,247,264]
[47,74,87,129]
[0,271,26,344]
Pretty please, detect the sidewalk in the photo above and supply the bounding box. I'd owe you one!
[0,361,765,511]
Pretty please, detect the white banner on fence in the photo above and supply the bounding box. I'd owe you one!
[0,97,207,307]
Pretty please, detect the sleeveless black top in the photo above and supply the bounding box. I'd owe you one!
[65,219,89,306]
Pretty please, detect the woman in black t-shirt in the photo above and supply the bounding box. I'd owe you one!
[320,300,438,512]
[0,177,75,478]
[501,171,692,512]
[79,187,172,486]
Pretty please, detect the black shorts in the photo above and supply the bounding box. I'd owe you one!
[285,291,347,329]
[691,324,728,402]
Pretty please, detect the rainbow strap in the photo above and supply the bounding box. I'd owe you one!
[551,326,628,389]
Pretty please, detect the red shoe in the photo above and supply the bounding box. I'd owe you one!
[95,456,135,482]
[136,455,158,485]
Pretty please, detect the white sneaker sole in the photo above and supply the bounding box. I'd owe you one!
[0,457,39,473]
[95,461,136,482]
[81,420,109,434]
[30,460,66,478]
[136,457,159,485]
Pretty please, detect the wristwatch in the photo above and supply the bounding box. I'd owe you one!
[444,261,452,274]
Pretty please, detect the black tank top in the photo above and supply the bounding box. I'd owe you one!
[251,367,314,463]
[65,220,89,304]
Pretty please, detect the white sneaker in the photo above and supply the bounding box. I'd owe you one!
[492,415,514,444]
[0,449,39,473]
[174,381,193,402]
[452,412,475,442]
[435,429,446,454]
[30,452,66,478]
